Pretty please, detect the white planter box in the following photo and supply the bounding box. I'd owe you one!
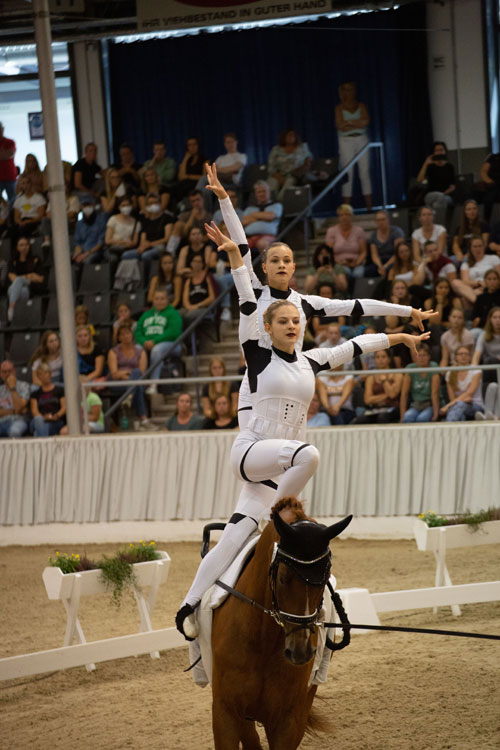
[413,519,500,552]
[42,550,170,600]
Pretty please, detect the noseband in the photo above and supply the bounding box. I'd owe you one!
[268,541,332,631]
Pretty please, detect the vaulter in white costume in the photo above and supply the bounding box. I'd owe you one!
[175,197,432,638]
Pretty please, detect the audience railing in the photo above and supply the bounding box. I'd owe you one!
[102,142,387,424]
[95,363,500,437]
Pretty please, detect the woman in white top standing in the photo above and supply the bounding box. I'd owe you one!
[335,81,372,209]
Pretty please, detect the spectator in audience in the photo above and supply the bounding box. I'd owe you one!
[424,278,462,329]
[416,141,456,216]
[400,343,440,423]
[441,345,484,421]
[75,304,95,337]
[0,194,9,237]
[267,129,312,200]
[307,283,344,344]
[0,359,29,437]
[30,331,63,385]
[29,361,66,436]
[72,198,108,265]
[105,195,141,261]
[138,167,171,214]
[422,240,457,287]
[177,226,216,279]
[359,324,379,376]
[335,81,372,209]
[176,137,206,201]
[241,180,283,252]
[179,254,216,325]
[165,392,205,431]
[0,121,17,202]
[471,270,500,328]
[411,206,446,261]
[142,140,176,189]
[473,307,500,371]
[17,154,44,195]
[487,217,500,258]
[455,236,500,305]
[134,287,183,395]
[108,321,155,430]
[112,302,136,345]
[122,192,173,277]
[100,168,130,215]
[76,324,105,383]
[112,143,142,194]
[389,279,413,308]
[41,171,80,249]
[147,252,182,307]
[71,142,102,199]
[201,356,239,419]
[12,175,46,239]
[212,188,243,225]
[370,210,404,276]
[452,200,489,262]
[318,321,346,348]
[167,190,212,257]
[42,160,72,194]
[386,241,425,287]
[84,389,105,433]
[351,349,402,424]
[324,204,367,281]
[212,133,247,190]
[317,363,355,425]
[478,151,500,222]
[7,236,46,322]
[306,390,331,428]
[440,308,474,366]
[304,243,348,295]
[203,393,238,430]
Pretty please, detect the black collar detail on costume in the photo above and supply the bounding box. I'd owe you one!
[272,345,297,363]
[269,285,292,300]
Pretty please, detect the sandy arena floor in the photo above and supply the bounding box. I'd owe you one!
[0,538,499,750]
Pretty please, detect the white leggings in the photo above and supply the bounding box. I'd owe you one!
[338,133,372,197]
[182,438,320,607]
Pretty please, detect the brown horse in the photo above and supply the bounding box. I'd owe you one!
[211,497,352,749]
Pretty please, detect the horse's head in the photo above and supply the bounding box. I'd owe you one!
[270,498,352,666]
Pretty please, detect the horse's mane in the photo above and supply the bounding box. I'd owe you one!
[271,497,310,522]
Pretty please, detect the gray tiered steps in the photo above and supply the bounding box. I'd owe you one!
[149,212,380,423]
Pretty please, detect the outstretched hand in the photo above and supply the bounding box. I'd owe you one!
[205,221,239,256]
[402,330,431,355]
[411,308,439,331]
[205,163,227,200]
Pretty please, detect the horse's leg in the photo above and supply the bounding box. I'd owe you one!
[240,719,263,750]
[265,686,319,750]
[212,696,243,750]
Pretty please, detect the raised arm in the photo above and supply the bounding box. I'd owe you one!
[206,163,262,289]
[304,331,431,374]
[299,292,439,332]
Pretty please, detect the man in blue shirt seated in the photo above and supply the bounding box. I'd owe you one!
[72,199,108,264]
[242,180,283,253]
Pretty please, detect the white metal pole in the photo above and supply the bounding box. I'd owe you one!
[34,0,81,434]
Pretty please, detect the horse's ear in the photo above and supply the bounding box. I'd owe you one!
[272,510,296,541]
[326,515,353,540]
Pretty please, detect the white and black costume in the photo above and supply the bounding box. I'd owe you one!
[181,262,392,609]
[218,195,413,429]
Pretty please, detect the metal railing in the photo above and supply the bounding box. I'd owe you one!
[91,363,500,436]
[102,143,387,425]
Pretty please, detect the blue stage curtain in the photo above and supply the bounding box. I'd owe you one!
[108,4,432,204]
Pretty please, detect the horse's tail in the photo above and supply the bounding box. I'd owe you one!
[304,690,334,737]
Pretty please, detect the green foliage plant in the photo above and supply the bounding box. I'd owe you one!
[418,507,500,531]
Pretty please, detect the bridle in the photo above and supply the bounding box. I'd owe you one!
[268,541,332,631]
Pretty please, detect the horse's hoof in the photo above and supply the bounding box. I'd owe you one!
[175,603,199,641]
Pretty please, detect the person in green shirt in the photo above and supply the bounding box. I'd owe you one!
[165,392,206,431]
[142,141,176,188]
[400,343,440,422]
[135,288,183,394]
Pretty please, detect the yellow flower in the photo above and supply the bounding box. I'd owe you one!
[150,541,155,546]
[129,543,134,547]
[56,551,59,556]
[139,540,143,544]
[75,554,80,559]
